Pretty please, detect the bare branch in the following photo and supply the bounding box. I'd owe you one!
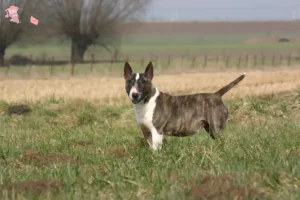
[45,0,152,63]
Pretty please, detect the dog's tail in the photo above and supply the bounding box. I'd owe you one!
[215,73,246,97]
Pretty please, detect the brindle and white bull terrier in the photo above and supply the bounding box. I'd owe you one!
[124,62,246,150]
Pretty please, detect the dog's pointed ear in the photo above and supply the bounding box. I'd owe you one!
[144,62,154,80]
[124,62,132,79]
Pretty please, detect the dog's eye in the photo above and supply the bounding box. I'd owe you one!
[127,79,133,84]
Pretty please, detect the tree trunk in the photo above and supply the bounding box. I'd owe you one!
[0,45,6,67]
[71,40,88,63]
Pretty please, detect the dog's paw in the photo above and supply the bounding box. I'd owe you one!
[152,138,163,151]
[151,139,163,151]
[152,143,163,151]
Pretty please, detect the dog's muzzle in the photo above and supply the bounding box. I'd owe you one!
[129,87,142,104]
[130,92,141,104]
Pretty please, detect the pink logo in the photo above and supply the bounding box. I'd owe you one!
[5,5,20,24]
[30,16,38,25]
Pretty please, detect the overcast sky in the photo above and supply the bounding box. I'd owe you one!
[145,0,300,21]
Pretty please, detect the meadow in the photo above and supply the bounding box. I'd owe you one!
[1,21,300,199]
[0,65,300,199]
[6,31,300,62]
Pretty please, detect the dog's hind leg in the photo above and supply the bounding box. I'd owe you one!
[205,108,228,139]
[207,123,225,139]
[204,120,226,139]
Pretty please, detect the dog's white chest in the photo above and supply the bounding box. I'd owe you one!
[133,104,154,125]
[132,88,159,127]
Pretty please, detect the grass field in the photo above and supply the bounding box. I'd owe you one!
[0,86,300,199]
[0,66,300,199]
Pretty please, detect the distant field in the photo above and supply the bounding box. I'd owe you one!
[1,68,300,104]
[5,21,300,62]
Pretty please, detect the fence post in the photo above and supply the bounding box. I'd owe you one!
[28,55,33,76]
[245,54,249,68]
[271,54,276,67]
[287,54,291,66]
[237,54,242,68]
[5,61,10,76]
[90,54,95,73]
[260,49,264,56]
[110,54,115,73]
[181,55,184,68]
[149,53,153,62]
[225,56,230,68]
[253,54,257,68]
[203,55,207,68]
[261,54,265,66]
[167,55,171,68]
[50,56,54,76]
[71,56,75,76]
[222,49,226,59]
[141,57,145,67]
[191,56,196,68]
[155,55,158,67]
[279,54,283,65]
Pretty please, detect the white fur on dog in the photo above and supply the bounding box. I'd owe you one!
[129,73,140,100]
[135,73,140,80]
[132,87,163,150]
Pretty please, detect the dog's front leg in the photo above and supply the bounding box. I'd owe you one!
[151,128,163,151]
[140,124,163,150]
[140,125,152,147]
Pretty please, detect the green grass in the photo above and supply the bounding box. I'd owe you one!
[120,33,300,51]
[5,32,300,62]
[0,90,300,199]
[121,32,300,46]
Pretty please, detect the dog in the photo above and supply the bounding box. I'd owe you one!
[124,62,246,150]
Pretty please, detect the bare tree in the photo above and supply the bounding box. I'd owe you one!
[46,0,151,63]
[0,0,46,66]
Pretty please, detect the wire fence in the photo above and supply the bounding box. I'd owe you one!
[2,51,300,78]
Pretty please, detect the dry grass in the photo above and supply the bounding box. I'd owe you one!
[0,67,300,104]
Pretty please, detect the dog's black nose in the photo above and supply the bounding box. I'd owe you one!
[132,93,139,100]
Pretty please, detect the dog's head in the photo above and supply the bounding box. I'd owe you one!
[124,62,154,104]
